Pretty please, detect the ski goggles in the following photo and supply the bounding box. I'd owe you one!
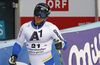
[34,11,47,18]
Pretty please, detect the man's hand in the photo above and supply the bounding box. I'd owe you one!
[9,55,18,65]
[54,39,65,50]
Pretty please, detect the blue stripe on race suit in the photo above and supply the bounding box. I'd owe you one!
[12,42,21,56]
[29,63,31,65]
[44,57,54,65]
[31,20,45,29]
[62,41,68,50]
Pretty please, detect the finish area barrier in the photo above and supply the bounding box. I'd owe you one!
[0,22,100,65]
[60,22,100,65]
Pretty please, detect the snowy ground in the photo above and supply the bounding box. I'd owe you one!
[16,62,28,65]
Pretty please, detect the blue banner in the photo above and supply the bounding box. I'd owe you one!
[60,22,100,65]
[0,21,5,39]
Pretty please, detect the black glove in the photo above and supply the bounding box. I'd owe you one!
[55,42,62,50]
[54,39,65,50]
[9,54,18,65]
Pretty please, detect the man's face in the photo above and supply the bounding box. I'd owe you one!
[34,15,44,25]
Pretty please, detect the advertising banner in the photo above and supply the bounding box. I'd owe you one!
[20,0,95,29]
[46,0,69,11]
[0,21,5,39]
[61,27,100,65]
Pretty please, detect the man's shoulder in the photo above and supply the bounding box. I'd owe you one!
[45,21,55,26]
[45,21,57,27]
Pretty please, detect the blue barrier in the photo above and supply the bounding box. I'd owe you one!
[0,41,63,65]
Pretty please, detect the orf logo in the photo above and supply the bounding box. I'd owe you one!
[46,0,69,11]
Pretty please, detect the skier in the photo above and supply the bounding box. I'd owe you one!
[9,3,67,65]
